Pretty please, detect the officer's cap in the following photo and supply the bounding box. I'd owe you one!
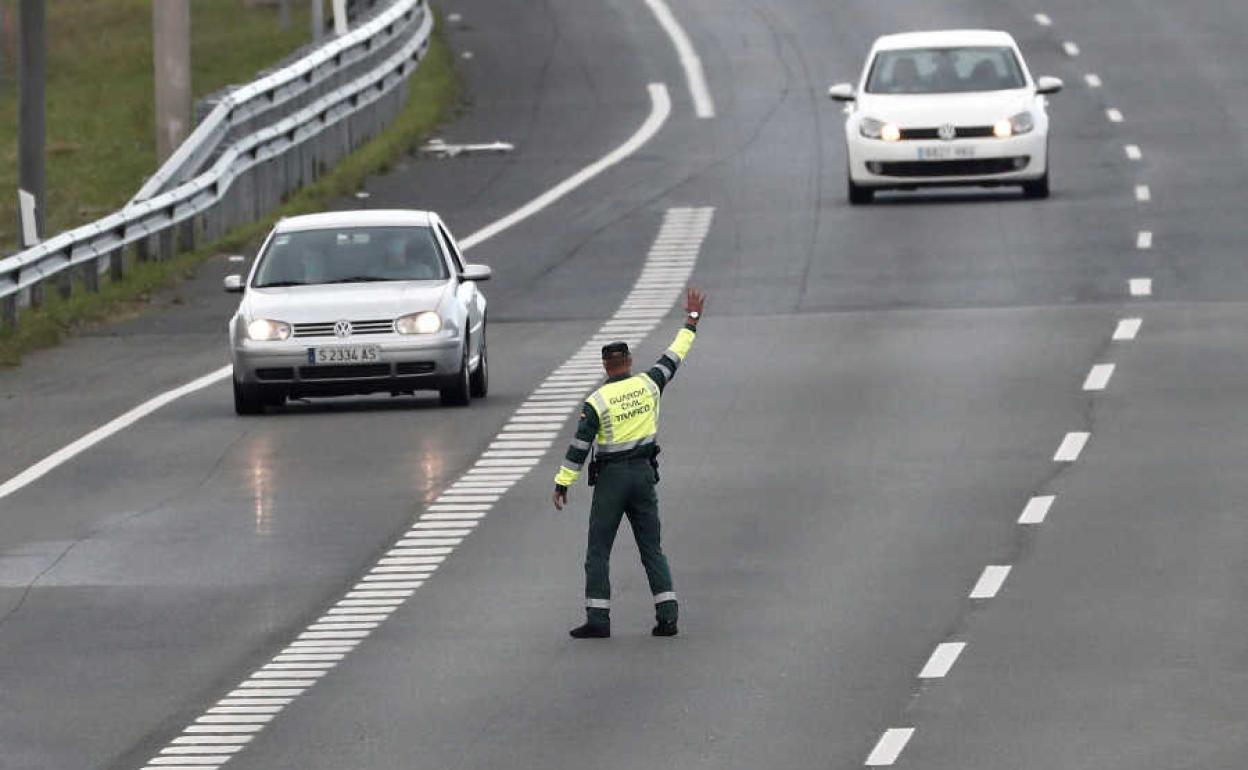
[601,341,630,359]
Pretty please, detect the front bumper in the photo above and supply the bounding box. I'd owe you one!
[231,333,462,396]
[847,131,1048,188]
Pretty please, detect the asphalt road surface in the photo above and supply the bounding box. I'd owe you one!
[2,0,1247,768]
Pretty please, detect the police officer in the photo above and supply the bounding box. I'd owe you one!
[552,288,706,639]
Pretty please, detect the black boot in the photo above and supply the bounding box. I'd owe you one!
[651,619,678,637]
[570,621,610,639]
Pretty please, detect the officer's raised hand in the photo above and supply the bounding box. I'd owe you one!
[685,287,706,323]
[553,486,568,511]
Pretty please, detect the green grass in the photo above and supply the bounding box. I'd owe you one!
[0,0,314,249]
[0,23,460,367]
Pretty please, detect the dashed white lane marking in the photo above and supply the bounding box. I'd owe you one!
[1135,184,1151,202]
[1018,495,1056,524]
[1083,363,1116,391]
[642,0,715,118]
[1062,41,1080,57]
[138,207,716,768]
[1054,431,1091,462]
[1034,12,1052,26]
[1136,230,1153,250]
[1085,73,1102,88]
[1125,144,1142,160]
[918,642,966,679]
[1130,277,1153,296]
[969,565,1012,599]
[1113,318,1142,340]
[1106,108,1124,123]
[865,727,915,766]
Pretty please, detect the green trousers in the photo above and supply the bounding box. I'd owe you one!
[585,458,678,625]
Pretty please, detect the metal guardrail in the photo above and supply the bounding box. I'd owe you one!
[0,0,433,326]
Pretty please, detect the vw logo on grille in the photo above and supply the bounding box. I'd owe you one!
[938,123,957,141]
[333,320,353,338]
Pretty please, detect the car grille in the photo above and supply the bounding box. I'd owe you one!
[874,157,1029,177]
[899,126,996,140]
[298,363,392,380]
[292,319,394,338]
[256,367,295,381]
[396,361,436,375]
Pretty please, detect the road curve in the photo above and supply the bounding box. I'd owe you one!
[1,1,1246,769]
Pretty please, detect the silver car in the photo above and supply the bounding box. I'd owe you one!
[224,210,490,414]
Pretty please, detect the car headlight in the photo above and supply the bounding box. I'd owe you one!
[395,311,442,335]
[994,111,1035,138]
[247,318,291,341]
[860,117,901,141]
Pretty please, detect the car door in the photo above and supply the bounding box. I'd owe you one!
[433,218,485,363]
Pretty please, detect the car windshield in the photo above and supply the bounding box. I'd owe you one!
[866,46,1026,94]
[252,225,449,287]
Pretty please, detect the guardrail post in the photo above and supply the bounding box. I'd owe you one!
[2,295,16,329]
[82,257,101,294]
[136,236,152,263]
[54,269,71,299]
[157,228,175,261]
[29,281,43,309]
[110,247,125,283]
[177,219,195,254]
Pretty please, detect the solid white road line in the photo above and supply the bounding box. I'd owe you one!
[969,565,1012,599]
[642,0,715,118]
[1125,144,1142,160]
[1113,318,1142,340]
[1083,363,1115,391]
[1130,277,1153,296]
[1085,73,1102,88]
[459,83,672,249]
[918,642,966,679]
[1062,41,1080,56]
[0,365,232,501]
[865,728,915,766]
[1137,230,1153,249]
[1054,431,1091,462]
[1018,495,1055,524]
[1106,108,1123,123]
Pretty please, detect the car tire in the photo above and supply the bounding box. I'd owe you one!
[440,340,472,407]
[469,325,489,399]
[233,378,265,416]
[1022,170,1050,199]
[848,176,874,205]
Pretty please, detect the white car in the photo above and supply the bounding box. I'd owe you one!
[224,210,490,414]
[829,29,1062,204]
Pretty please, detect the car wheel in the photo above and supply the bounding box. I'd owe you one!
[1022,170,1050,199]
[469,325,489,399]
[440,340,472,407]
[233,378,264,416]
[848,176,874,205]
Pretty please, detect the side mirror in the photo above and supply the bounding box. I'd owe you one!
[827,83,856,102]
[461,264,492,282]
[1036,76,1063,95]
[223,275,245,293]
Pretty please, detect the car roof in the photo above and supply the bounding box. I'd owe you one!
[873,29,1018,51]
[274,210,438,233]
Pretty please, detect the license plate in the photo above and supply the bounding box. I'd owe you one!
[917,145,976,160]
[307,345,381,364]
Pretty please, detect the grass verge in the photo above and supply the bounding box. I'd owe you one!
[0,0,314,249]
[0,22,460,367]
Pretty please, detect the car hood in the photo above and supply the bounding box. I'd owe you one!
[243,280,452,323]
[856,89,1034,126]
